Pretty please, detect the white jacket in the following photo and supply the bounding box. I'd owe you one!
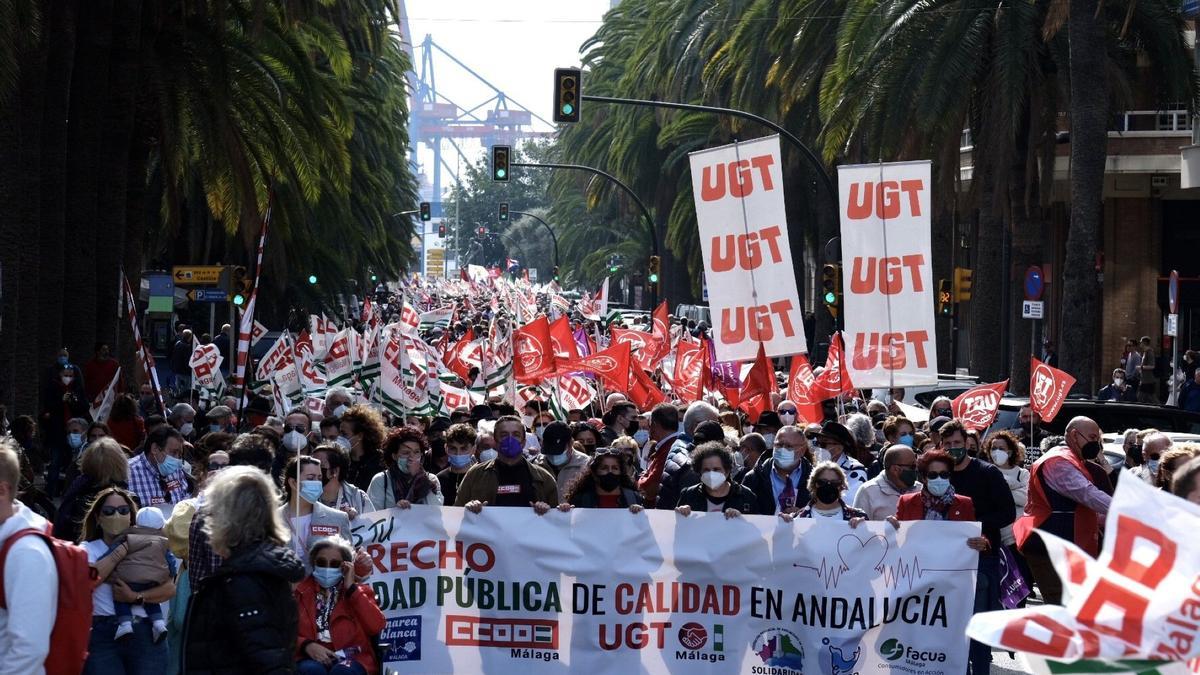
[0,501,57,675]
[852,473,921,521]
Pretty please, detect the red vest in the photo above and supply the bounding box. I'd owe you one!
[1013,447,1100,556]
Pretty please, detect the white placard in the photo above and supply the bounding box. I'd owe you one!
[838,161,938,386]
[1022,300,1044,320]
[690,136,807,362]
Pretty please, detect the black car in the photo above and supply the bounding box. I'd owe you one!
[990,397,1200,436]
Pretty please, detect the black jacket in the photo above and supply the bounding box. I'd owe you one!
[676,481,759,515]
[742,449,812,516]
[182,541,306,674]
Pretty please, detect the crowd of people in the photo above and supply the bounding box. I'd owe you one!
[1,288,1200,675]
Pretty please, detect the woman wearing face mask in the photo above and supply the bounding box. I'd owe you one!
[338,406,386,492]
[896,450,989,551]
[610,435,643,476]
[571,423,601,456]
[673,442,758,519]
[294,537,386,675]
[280,456,353,572]
[368,428,444,510]
[983,430,1028,523]
[558,450,644,512]
[81,487,176,673]
[784,462,869,522]
[312,443,374,521]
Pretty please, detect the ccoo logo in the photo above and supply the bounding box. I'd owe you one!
[879,638,904,661]
[590,355,618,373]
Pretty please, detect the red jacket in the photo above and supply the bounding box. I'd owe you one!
[107,417,145,452]
[294,578,386,673]
[896,492,976,521]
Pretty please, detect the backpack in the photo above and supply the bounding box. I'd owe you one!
[0,525,95,675]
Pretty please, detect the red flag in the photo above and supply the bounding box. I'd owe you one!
[612,327,660,373]
[564,341,631,393]
[952,380,1009,431]
[651,301,671,360]
[672,340,705,404]
[443,329,476,382]
[1029,358,1076,422]
[786,353,824,424]
[549,316,580,369]
[738,343,775,423]
[513,317,556,383]
[811,333,856,401]
[628,361,666,410]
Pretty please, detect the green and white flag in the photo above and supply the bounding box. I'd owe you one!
[1021,655,1199,675]
[417,306,454,333]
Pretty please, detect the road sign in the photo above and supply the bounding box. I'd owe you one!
[172,265,224,285]
[1022,300,1044,319]
[187,288,228,303]
[1167,313,1179,337]
[1169,269,1180,314]
[1024,266,1044,301]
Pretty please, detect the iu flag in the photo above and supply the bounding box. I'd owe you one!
[738,343,776,423]
[672,340,705,404]
[786,354,824,424]
[513,317,556,383]
[1029,358,1076,422]
[952,380,1009,431]
[565,341,632,393]
[811,333,856,401]
[548,316,580,369]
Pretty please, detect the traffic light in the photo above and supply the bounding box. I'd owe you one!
[308,274,318,285]
[231,266,250,306]
[552,266,560,281]
[648,255,661,284]
[498,202,509,222]
[821,263,842,317]
[438,224,446,237]
[938,279,954,316]
[491,145,510,182]
[953,267,973,302]
[370,274,378,282]
[476,226,487,236]
[553,67,582,123]
[419,202,431,221]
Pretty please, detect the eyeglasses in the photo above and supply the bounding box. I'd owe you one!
[284,424,307,433]
[925,470,952,480]
[100,505,131,517]
[208,462,228,471]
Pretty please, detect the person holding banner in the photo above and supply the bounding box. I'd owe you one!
[1013,416,1111,605]
[367,428,443,509]
[280,456,352,572]
[560,450,644,511]
[814,422,868,504]
[743,425,812,516]
[896,450,982,528]
[531,422,589,503]
[674,442,758,518]
[293,536,386,675]
[791,461,870,522]
[312,444,374,521]
[435,424,478,508]
[853,444,920,521]
[456,416,559,514]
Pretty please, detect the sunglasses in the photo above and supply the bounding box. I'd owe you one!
[283,424,307,433]
[925,470,952,480]
[815,479,842,489]
[313,558,344,569]
[208,462,228,471]
[100,505,131,517]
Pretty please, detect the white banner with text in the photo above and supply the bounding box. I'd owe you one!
[349,506,979,674]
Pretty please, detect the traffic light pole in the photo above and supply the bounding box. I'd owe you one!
[511,211,560,269]
[511,161,658,308]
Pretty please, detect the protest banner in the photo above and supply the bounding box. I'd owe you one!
[968,477,1200,665]
[351,506,978,674]
[189,341,225,394]
[690,135,807,362]
[837,161,938,387]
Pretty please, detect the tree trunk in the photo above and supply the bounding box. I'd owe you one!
[61,0,113,358]
[93,0,142,351]
[1060,0,1108,393]
[37,0,77,394]
[0,71,23,414]
[971,166,1005,383]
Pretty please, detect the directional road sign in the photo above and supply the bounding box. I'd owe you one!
[172,265,224,285]
[187,288,229,303]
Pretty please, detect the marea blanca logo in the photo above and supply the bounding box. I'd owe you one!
[820,637,861,675]
[675,622,726,663]
[877,638,947,666]
[751,628,804,673]
[381,616,421,662]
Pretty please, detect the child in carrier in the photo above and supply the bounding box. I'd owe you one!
[110,506,174,642]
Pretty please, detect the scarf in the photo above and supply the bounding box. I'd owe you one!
[388,465,431,505]
[315,585,340,642]
[921,485,957,521]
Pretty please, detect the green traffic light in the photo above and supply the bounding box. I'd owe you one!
[308,275,318,284]
[648,273,659,283]
[561,103,574,116]
[495,168,506,179]
[232,294,246,307]
[823,291,837,304]
[370,274,378,282]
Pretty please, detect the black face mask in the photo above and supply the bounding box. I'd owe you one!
[596,473,621,491]
[625,420,639,436]
[581,443,597,455]
[1082,441,1102,460]
[815,483,841,504]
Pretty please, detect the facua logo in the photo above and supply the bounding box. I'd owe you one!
[678,622,707,650]
[879,638,905,661]
[444,615,558,649]
[877,638,947,665]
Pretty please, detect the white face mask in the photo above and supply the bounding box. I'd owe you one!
[701,470,727,490]
[534,425,546,441]
[761,433,775,448]
[778,412,797,425]
[521,414,535,429]
[991,450,1010,466]
[179,422,194,436]
[331,404,348,418]
[283,430,307,452]
[335,436,352,450]
[814,447,832,464]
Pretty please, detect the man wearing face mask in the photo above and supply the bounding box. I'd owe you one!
[852,444,921,520]
[755,411,783,449]
[641,404,704,509]
[531,422,590,503]
[322,387,354,420]
[203,405,236,436]
[1096,368,1137,402]
[1014,416,1112,605]
[744,425,812,515]
[40,359,89,497]
[167,403,197,441]
[437,424,479,507]
[127,425,192,515]
[456,416,559,514]
[475,432,498,464]
[602,402,639,447]
[282,409,314,458]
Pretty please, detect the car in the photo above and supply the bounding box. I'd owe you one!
[989,398,1200,438]
[674,303,710,327]
[867,375,985,409]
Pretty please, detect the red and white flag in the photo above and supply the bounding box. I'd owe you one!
[1030,357,1076,422]
[786,353,824,424]
[549,316,580,370]
[564,341,632,393]
[952,380,1009,431]
[232,204,271,399]
[738,343,775,423]
[611,327,660,373]
[513,317,556,383]
[671,340,705,404]
[121,274,166,411]
[811,333,856,401]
